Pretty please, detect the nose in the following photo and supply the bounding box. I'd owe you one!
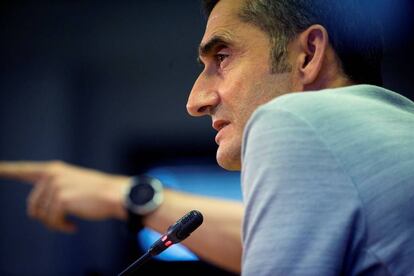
[186,73,219,117]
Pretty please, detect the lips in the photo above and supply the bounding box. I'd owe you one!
[213,120,230,145]
[213,120,230,131]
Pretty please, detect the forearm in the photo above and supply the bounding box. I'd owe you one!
[143,189,243,274]
[86,175,244,272]
[0,161,243,272]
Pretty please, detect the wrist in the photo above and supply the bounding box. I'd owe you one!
[124,175,164,233]
[103,175,130,220]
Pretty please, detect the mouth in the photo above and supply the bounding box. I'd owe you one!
[213,120,230,132]
[213,120,231,145]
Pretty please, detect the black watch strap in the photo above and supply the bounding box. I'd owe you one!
[125,175,164,234]
[127,209,144,234]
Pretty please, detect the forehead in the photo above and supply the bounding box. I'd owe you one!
[201,0,244,45]
[199,0,272,62]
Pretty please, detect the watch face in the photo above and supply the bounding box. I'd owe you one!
[129,182,155,205]
[126,176,164,215]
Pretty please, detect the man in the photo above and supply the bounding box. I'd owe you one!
[1,0,413,275]
[187,0,414,275]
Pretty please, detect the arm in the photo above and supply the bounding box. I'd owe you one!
[0,161,242,273]
[145,189,242,273]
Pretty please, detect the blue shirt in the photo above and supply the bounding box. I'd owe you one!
[242,85,414,275]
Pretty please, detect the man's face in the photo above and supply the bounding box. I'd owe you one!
[187,0,293,171]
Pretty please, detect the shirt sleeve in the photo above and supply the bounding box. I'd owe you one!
[241,106,365,276]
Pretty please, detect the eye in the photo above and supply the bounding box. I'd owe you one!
[216,54,227,63]
[215,53,229,68]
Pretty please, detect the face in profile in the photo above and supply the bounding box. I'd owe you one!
[186,0,293,171]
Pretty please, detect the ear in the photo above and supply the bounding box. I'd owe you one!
[296,25,329,86]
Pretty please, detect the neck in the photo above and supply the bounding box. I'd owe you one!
[304,74,354,91]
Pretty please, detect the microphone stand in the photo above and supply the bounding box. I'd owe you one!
[118,251,152,276]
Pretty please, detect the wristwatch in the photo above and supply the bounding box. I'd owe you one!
[124,175,164,233]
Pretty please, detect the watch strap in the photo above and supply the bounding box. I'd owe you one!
[125,175,163,234]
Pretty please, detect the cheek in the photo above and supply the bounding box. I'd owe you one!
[219,77,244,111]
[238,83,282,128]
[222,89,257,125]
[220,66,282,123]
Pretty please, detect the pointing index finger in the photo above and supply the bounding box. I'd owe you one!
[0,161,50,184]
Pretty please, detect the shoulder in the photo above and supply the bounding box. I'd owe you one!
[254,85,413,122]
[244,85,414,145]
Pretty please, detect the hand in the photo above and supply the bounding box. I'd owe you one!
[0,161,129,233]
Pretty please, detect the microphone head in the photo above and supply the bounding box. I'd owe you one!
[168,210,203,241]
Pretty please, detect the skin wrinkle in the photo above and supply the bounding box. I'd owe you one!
[199,33,234,58]
[187,0,294,170]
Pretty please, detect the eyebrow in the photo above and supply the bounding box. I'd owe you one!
[197,33,234,65]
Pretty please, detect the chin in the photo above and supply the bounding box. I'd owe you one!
[216,149,242,171]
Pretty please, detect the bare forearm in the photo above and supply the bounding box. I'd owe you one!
[0,161,243,272]
[143,189,243,273]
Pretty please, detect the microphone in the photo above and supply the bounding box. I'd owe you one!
[118,210,204,276]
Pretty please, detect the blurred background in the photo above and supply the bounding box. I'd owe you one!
[0,0,413,275]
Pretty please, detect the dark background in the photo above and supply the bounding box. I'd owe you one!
[0,0,413,275]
